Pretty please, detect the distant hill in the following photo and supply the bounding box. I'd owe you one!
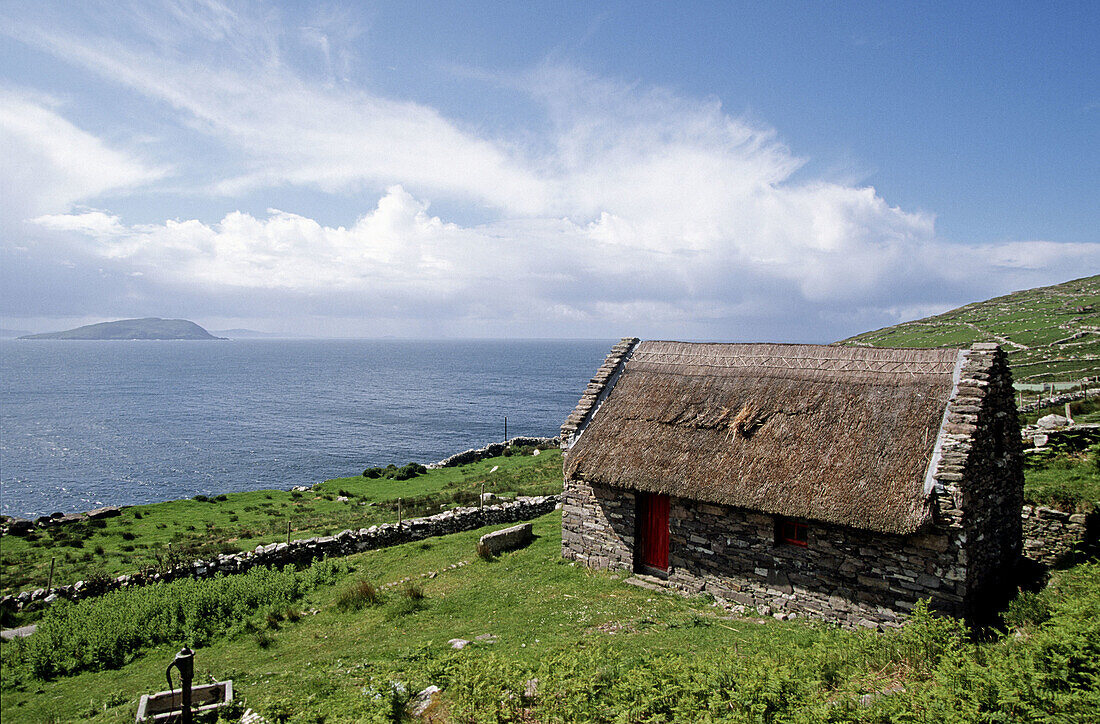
[20,318,227,341]
[0,328,32,339]
[211,328,311,339]
[838,275,1100,384]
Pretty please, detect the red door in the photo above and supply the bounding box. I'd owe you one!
[638,492,670,571]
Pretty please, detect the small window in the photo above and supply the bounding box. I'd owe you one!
[776,518,808,547]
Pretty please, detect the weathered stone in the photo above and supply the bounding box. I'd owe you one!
[1036,414,1069,430]
[6,519,34,536]
[410,685,441,716]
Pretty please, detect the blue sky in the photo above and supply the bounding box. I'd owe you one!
[1,1,1097,339]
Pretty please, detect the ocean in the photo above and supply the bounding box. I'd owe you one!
[0,339,612,518]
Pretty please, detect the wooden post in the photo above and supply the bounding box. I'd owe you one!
[504,416,507,442]
[1066,402,1073,424]
[481,483,485,512]
[46,557,56,594]
[397,498,402,528]
[286,519,291,545]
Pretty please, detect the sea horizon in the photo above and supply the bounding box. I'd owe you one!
[0,338,612,518]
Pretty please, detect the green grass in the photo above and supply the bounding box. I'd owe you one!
[1,450,563,597]
[3,512,1098,723]
[1024,448,1100,510]
[839,274,1100,384]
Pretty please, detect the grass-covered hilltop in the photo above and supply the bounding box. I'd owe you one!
[839,274,1100,384]
[19,317,226,340]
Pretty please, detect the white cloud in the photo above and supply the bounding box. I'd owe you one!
[4,5,1097,338]
[32,184,1100,341]
[0,89,164,232]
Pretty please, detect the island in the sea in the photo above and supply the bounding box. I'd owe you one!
[19,318,227,340]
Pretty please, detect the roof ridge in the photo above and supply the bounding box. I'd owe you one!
[560,337,638,447]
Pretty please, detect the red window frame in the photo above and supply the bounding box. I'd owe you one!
[777,518,808,547]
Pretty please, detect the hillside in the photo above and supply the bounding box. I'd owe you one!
[2,512,1098,723]
[839,275,1100,384]
[19,318,226,341]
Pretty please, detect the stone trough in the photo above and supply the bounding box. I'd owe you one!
[477,522,534,557]
[136,681,233,722]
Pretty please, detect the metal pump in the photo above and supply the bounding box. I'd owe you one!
[166,646,195,724]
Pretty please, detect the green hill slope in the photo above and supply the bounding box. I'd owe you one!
[838,275,1100,384]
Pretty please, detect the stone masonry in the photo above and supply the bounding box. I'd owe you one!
[560,337,638,447]
[562,343,1025,628]
[1021,504,1098,568]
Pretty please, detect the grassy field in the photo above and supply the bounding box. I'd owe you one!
[2,511,1097,723]
[1023,448,1100,511]
[1,449,563,597]
[838,274,1100,384]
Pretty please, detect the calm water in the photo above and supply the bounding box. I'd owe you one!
[0,339,611,518]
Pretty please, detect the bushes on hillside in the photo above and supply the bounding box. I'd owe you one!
[1,558,349,682]
[438,566,1100,723]
[363,463,427,481]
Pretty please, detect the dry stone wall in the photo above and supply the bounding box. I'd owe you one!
[561,478,636,570]
[430,437,559,468]
[1021,505,1097,568]
[3,495,559,614]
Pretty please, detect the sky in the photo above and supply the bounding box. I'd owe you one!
[1,1,1097,340]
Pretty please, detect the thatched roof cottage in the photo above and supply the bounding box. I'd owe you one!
[561,339,1023,627]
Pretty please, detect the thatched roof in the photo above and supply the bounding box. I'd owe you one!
[564,341,967,535]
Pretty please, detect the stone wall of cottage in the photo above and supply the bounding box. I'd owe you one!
[561,478,636,569]
[928,343,1024,621]
[562,479,963,628]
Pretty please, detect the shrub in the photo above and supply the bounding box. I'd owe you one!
[192,495,209,503]
[265,609,284,630]
[120,531,135,541]
[475,542,495,561]
[3,558,350,682]
[1004,590,1053,629]
[363,463,426,481]
[336,579,383,611]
